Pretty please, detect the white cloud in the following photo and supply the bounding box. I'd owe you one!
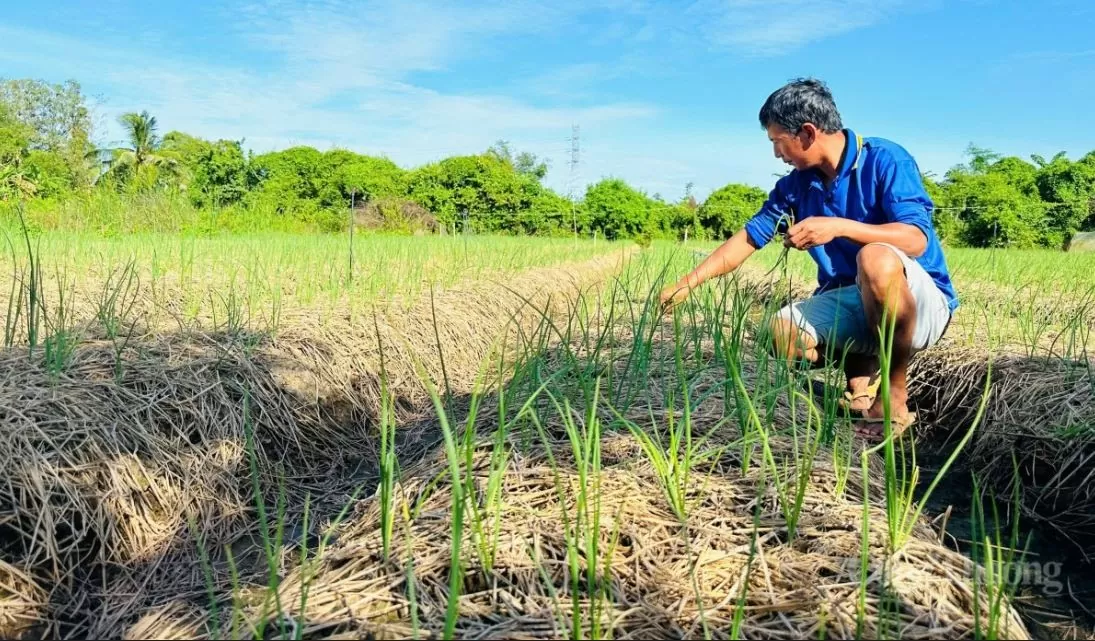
[518,63,614,99]
[612,0,932,58]
[723,0,932,56]
[236,1,538,83]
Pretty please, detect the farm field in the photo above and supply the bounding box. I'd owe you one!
[0,226,628,327]
[1,229,1094,640]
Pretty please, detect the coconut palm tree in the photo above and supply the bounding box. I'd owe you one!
[93,110,180,183]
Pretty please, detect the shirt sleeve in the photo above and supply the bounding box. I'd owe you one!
[743,175,797,249]
[877,154,934,243]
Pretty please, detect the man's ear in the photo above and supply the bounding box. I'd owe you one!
[798,123,818,147]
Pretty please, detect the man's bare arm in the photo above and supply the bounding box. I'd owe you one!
[785,218,927,258]
[667,229,759,295]
[837,221,927,257]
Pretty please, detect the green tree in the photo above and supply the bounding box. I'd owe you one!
[987,156,1039,197]
[945,169,1044,248]
[1075,152,1095,229]
[161,131,213,166]
[648,199,684,238]
[1033,151,1095,241]
[583,178,651,239]
[697,183,767,238]
[921,171,963,244]
[526,188,575,235]
[323,151,405,207]
[487,140,549,181]
[161,133,254,208]
[930,145,1069,248]
[0,79,91,151]
[22,150,73,198]
[962,143,1001,173]
[249,146,326,213]
[0,78,94,189]
[407,153,552,233]
[115,111,164,167]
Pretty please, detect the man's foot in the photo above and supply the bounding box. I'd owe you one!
[840,373,881,412]
[852,393,915,441]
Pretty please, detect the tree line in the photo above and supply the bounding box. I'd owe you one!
[2,77,1093,247]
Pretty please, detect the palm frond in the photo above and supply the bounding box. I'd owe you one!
[118,110,161,160]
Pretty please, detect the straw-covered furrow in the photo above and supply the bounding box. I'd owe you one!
[908,346,1095,554]
[0,250,631,639]
[100,292,1032,640]
[0,559,45,640]
[123,432,1030,640]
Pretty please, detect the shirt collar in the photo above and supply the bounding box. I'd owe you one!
[837,128,862,179]
[809,127,861,190]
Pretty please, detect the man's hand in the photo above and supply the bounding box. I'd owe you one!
[784,217,847,251]
[659,282,691,312]
[656,228,760,314]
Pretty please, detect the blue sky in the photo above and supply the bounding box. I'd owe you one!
[2,0,1093,200]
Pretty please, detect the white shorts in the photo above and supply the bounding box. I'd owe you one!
[774,243,952,355]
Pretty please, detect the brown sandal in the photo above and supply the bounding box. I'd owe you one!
[853,412,917,441]
[839,377,882,411]
[839,391,874,411]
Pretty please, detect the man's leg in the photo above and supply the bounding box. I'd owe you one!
[772,316,878,409]
[769,287,872,384]
[842,352,879,411]
[854,243,917,435]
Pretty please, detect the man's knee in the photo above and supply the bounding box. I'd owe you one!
[767,315,817,358]
[857,244,907,291]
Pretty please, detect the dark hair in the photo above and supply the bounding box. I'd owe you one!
[759,78,843,134]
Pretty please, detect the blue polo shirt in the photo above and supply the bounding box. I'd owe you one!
[743,128,958,312]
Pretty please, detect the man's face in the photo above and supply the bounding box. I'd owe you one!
[766,123,817,171]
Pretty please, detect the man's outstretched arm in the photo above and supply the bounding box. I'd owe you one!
[661,175,793,308]
[659,229,759,307]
